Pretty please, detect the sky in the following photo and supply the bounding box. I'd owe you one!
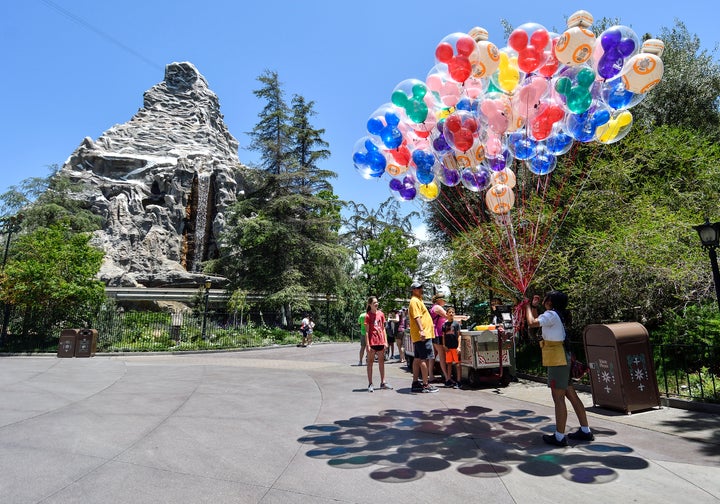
[2,0,718,222]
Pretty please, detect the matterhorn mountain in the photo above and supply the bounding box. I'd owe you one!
[61,61,247,287]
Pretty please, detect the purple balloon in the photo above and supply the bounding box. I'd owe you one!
[389,178,403,191]
[443,167,460,185]
[399,186,416,200]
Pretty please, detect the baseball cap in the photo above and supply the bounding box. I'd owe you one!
[410,281,424,290]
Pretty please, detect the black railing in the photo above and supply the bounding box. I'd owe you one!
[514,338,719,403]
[655,343,718,402]
[0,309,351,353]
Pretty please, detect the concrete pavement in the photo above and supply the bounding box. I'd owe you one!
[0,343,718,503]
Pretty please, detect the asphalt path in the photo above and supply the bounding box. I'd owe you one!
[0,343,718,503]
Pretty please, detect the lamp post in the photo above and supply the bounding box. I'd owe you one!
[201,278,211,339]
[693,218,720,311]
[0,214,24,345]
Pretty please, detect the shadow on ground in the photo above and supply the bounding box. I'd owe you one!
[299,406,648,484]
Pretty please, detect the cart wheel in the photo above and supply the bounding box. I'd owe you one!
[467,369,481,388]
[499,371,512,388]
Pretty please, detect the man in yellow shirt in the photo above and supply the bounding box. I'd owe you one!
[408,281,439,393]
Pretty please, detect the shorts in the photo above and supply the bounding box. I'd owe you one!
[432,336,444,346]
[370,344,385,352]
[413,339,435,360]
[387,335,395,344]
[547,355,572,389]
[360,337,367,346]
[445,348,459,364]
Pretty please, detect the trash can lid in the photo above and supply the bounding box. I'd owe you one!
[583,322,649,346]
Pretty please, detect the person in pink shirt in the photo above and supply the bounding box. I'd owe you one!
[364,296,393,392]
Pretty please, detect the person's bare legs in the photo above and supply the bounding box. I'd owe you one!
[359,343,366,365]
[366,348,375,385]
[565,385,590,427]
[434,343,448,381]
[551,387,568,434]
[378,349,386,384]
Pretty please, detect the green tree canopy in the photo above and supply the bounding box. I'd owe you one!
[0,223,105,335]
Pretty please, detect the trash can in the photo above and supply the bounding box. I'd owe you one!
[57,329,78,358]
[75,329,98,358]
[583,322,660,413]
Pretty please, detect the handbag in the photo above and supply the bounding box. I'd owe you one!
[570,353,588,380]
[540,340,567,366]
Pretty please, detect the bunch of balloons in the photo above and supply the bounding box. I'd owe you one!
[352,10,665,216]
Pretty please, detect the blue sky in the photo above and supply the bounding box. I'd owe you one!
[2,0,717,219]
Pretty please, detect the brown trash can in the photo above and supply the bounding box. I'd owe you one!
[75,329,98,357]
[583,322,660,413]
[58,329,79,358]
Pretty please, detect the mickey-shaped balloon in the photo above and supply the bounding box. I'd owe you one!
[493,50,521,94]
[443,110,478,152]
[537,35,560,78]
[461,166,492,192]
[514,76,549,120]
[508,22,551,74]
[436,164,461,186]
[526,144,557,175]
[384,141,411,177]
[595,110,633,144]
[594,25,639,80]
[507,131,538,160]
[565,106,611,142]
[435,33,477,84]
[545,124,574,155]
[412,149,438,174]
[555,65,596,114]
[480,93,513,134]
[391,79,430,124]
[530,102,565,141]
[352,137,387,179]
[426,65,462,107]
[367,106,403,149]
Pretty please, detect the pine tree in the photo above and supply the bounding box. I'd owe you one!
[219,72,347,327]
[247,70,292,175]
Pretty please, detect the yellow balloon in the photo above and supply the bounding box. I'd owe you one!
[497,52,520,93]
[418,181,440,201]
[596,111,633,144]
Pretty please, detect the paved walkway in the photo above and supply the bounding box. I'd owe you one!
[0,343,718,503]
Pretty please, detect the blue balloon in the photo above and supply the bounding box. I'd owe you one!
[526,146,557,175]
[546,131,573,154]
[566,108,611,143]
[412,150,436,172]
[508,132,538,160]
[601,78,634,110]
[416,167,435,184]
[352,138,386,178]
[367,112,402,149]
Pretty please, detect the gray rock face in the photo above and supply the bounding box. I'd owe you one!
[62,62,247,287]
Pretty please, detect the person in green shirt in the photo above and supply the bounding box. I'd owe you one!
[358,311,368,366]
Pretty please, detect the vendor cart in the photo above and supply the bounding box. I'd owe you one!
[461,329,514,387]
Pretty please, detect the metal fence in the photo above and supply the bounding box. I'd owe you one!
[514,339,719,403]
[655,343,719,402]
[1,309,718,403]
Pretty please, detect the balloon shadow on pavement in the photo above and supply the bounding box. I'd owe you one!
[299,406,648,484]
